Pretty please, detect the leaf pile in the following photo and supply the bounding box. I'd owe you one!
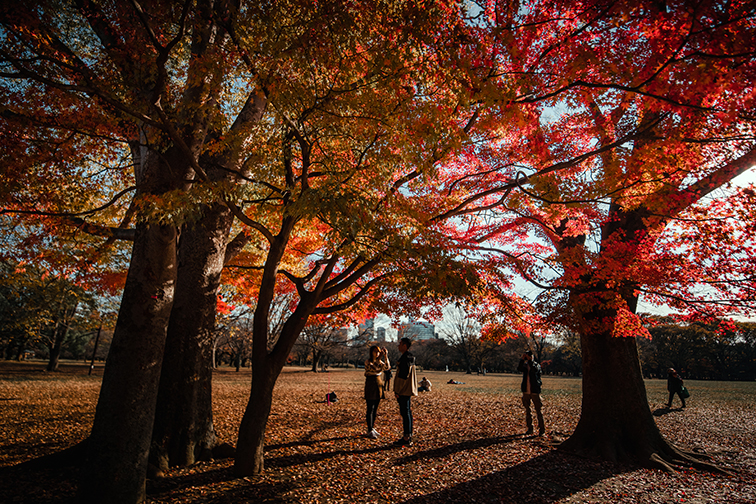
[1,361,754,503]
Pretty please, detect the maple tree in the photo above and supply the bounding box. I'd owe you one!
[446,0,756,471]
[0,0,503,499]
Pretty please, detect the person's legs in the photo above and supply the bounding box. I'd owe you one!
[667,390,675,408]
[678,391,686,408]
[522,394,533,433]
[366,399,379,431]
[532,394,545,434]
[397,395,413,439]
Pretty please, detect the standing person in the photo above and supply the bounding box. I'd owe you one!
[364,345,390,438]
[383,367,392,395]
[518,350,545,436]
[667,368,686,409]
[393,337,418,446]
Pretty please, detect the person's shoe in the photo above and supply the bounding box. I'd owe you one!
[538,428,545,436]
[525,429,533,435]
[368,429,378,439]
[393,437,412,446]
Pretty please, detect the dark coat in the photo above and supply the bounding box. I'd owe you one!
[667,374,683,393]
[518,358,542,394]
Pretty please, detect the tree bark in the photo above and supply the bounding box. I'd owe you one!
[80,222,177,504]
[559,328,666,461]
[234,361,279,475]
[47,304,77,372]
[150,203,233,470]
[559,292,721,473]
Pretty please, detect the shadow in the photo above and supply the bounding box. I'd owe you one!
[652,406,684,416]
[0,443,88,504]
[393,434,523,465]
[265,440,394,469]
[397,450,633,504]
[147,465,238,495]
[265,434,355,451]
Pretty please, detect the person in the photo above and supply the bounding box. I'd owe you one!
[364,345,390,438]
[518,350,545,436]
[383,367,392,394]
[418,376,432,392]
[667,368,686,409]
[393,337,418,446]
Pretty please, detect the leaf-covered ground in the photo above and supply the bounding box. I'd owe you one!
[1,361,754,503]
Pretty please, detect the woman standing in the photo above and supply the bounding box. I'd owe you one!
[364,345,390,439]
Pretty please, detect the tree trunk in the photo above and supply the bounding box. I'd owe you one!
[46,323,65,372]
[559,304,721,472]
[559,330,667,460]
[80,223,178,504]
[234,362,279,475]
[47,304,77,372]
[150,203,233,471]
[311,349,322,372]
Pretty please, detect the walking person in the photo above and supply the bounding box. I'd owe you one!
[518,350,545,436]
[364,345,390,438]
[393,337,418,446]
[666,368,686,409]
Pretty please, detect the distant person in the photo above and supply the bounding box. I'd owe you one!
[393,337,418,446]
[384,368,392,394]
[518,350,545,436]
[447,379,464,384]
[418,376,432,392]
[364,345,390,439]
[666,368,686,409]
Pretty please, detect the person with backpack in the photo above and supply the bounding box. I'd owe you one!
[667,368,687,409]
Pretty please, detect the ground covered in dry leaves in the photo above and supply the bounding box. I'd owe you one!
[1,361,754,503]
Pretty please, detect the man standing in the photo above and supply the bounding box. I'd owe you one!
[393,337,418,446]
[518,350,545,436]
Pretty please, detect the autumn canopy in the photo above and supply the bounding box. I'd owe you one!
[1,0,754,503]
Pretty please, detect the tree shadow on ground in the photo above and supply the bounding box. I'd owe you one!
[392,434,523,465]
[397,449,633,504]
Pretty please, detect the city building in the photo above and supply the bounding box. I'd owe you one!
[398,320,435,341]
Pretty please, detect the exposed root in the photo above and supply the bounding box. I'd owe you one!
[647,444,734,476]
[559,434,734,476]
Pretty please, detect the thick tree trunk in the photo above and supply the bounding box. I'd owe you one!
[151,204,233,470]
[80,223,178,504]
[559,331,666,460]
[559,313,721,472]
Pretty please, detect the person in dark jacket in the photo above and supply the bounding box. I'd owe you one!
[666,368,686,409]
[393,337,418,446]
[518,350,545,436]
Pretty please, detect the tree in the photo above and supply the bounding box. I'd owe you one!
[1,0,503,497]
[298,317,347,372]
[440,305,498,373]
[464,0,756,470]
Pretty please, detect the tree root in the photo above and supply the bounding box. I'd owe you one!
[647,445,733,476]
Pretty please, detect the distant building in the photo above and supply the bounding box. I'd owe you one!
[358,319,375,341]
[333,328,349,345]
[376,326,386,342]
[399,320,435,341]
